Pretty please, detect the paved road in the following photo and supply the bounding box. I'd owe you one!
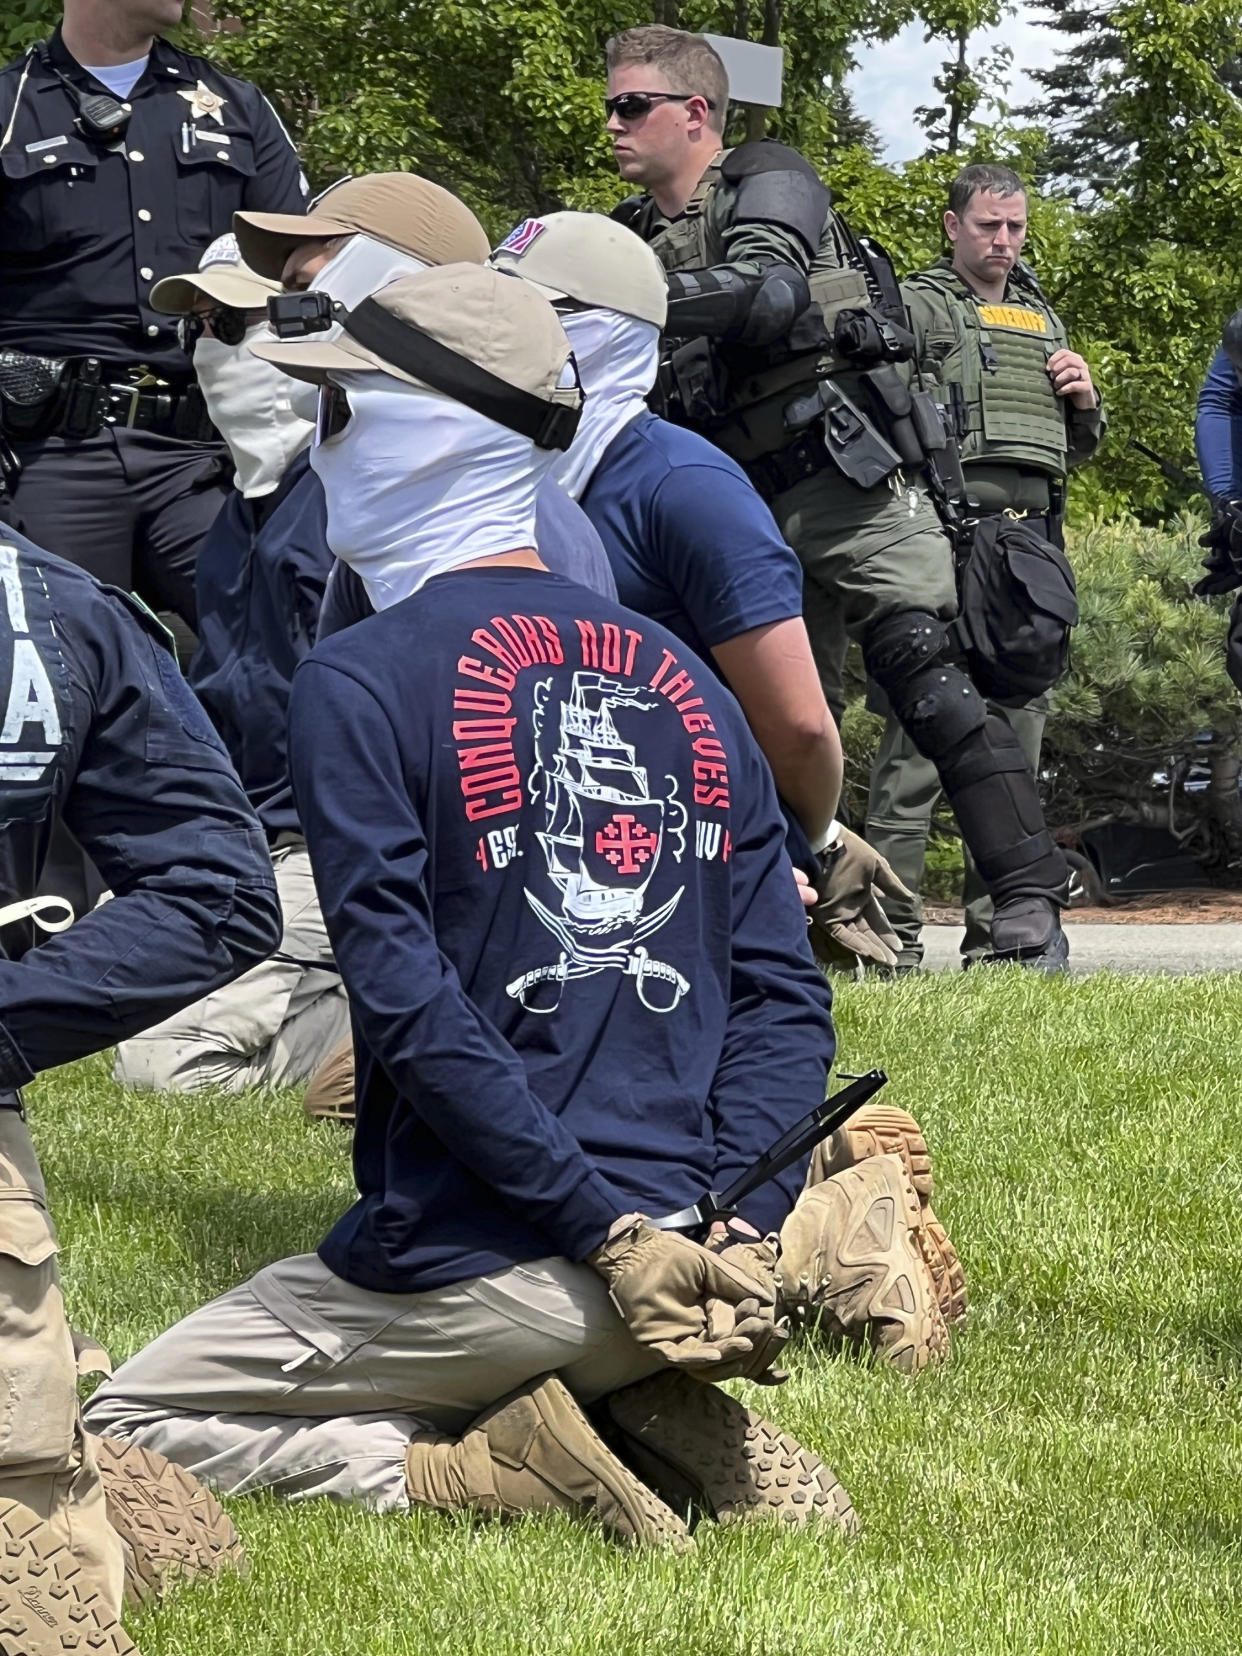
[922,922,1242,975]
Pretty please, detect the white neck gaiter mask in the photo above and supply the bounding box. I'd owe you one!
[195,321,314,499]
[283,235,433,424]
[550,309,660,500]
[309,371,556,611]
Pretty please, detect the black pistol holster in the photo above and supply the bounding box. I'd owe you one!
[0,350,215,447]
[0,350,101,444]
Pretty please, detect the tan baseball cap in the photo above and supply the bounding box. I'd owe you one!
[235,173,491,281]
[489,211,668,328]
[253,264,583,443]
[150,232,279,314]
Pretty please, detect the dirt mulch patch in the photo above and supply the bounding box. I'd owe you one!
[926,891,1242,926]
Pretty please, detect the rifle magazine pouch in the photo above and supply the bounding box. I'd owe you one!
[954,516,1078,704]
[0,351,71,442]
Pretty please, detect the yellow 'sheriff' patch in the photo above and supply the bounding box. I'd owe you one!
[977,305,1048,333]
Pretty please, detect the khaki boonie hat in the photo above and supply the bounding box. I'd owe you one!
[489,211,668,328]
[235,173,490,280]
[150,232,279,314]
[253,264,583,422]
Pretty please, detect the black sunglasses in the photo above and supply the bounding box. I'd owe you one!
[314,382,352,446]
[604,90,716,121]
[177,305,250,353]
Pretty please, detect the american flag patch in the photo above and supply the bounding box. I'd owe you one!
[498,218,547,256]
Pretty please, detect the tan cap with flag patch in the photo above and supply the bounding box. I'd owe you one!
[488,211,668,328]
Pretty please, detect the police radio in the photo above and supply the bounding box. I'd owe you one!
[73,92,132,147]
[38,47,132,148]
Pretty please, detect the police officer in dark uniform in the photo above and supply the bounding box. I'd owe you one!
[0,519,281,1651]
[0,0,307,627]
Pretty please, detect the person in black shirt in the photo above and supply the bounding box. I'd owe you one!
[0,0,307,626]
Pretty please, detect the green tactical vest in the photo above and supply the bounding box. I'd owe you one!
[903,261,1070,477]
[635,152,875,460]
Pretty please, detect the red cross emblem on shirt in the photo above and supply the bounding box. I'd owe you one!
[595,813,659,877]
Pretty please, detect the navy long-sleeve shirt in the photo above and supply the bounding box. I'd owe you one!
[189,453,331,841]
[1195,347,1242,500]
[0,529,281,1085]
[288,567,834,1294]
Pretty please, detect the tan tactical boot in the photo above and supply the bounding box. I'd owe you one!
[404,1373,694,1552]
[807,1103,967,1327]
[302,1037,356,1124]
[91,1436,246,1609]
[605,1371,858,1533]
[0,1498,138,1655]
[778,1153,948,1374]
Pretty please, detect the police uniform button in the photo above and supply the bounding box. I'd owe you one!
[122,102,132,110]
[43,154,57,164]
[140,266,153,280]
[130,150,144,162]
[216,151,229,161]
[147,324,159,337]
[138,209,152,222]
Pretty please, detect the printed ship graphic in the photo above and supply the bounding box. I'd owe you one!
[536,672,665,932]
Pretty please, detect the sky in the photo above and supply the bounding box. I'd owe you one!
[849,7,1063,162]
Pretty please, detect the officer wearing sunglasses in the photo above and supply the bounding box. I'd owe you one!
[604,24,1073,973]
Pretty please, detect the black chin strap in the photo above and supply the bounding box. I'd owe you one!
[343,298,582,451]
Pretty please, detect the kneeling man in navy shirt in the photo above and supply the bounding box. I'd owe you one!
[86,266,946,1547]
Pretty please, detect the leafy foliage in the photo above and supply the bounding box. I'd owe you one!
[1041,514,1242,859]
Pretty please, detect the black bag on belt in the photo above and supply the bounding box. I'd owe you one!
[952,515,1078,705]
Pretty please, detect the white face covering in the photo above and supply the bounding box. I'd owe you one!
[309,371,556,611]
[311,234,430,328]
[282,235,433,425]
[550,309,660,500]
[195,322,314,499]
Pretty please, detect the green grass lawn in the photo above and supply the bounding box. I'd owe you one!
[28,970,1242,1655]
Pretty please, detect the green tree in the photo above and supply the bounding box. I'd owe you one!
[0,1,59,61]
[1042,514,1242,862]
[913,0,1013,156]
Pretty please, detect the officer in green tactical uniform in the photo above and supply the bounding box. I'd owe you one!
[605,25,1072,969]
[864,164,1105,969]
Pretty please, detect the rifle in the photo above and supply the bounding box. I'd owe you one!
[1127,437,1209,500]
[648,1068,888,1236]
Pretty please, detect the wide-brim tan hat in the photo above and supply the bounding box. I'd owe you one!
[235,173,491,281]
[489,211,668,328]
[253,263,583,421]
[150,231,280,314]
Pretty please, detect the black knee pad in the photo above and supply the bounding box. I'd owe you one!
[864,612,988,761]
[862,609,950,696]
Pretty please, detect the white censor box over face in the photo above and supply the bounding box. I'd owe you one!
[700,35,785,109]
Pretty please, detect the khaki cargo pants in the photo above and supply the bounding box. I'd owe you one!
[0,1106,124,1612]
[114,843,349,1095]
[83,1251,664,1513]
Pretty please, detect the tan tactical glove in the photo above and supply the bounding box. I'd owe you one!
[589,1218,787,1383]
[808,823,912,971]
[704,1230,789,1385]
